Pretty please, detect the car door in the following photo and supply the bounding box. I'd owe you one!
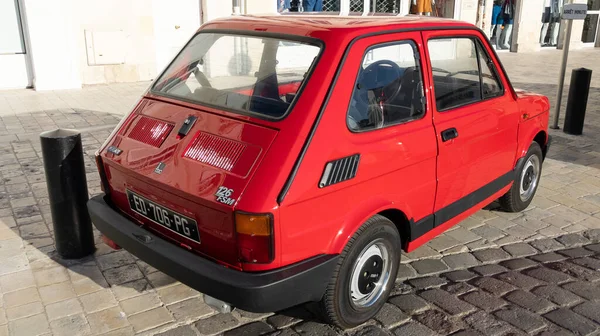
[422,30,520,226]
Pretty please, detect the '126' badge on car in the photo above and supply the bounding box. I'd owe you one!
[215,186,236,205]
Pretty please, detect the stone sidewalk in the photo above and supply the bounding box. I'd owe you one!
[0,48,599,335]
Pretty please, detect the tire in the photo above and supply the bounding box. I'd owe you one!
[319,215,401,329]
[499,142,543,212]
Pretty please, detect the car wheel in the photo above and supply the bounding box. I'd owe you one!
[499,142,543,212]
[320,215,401,329]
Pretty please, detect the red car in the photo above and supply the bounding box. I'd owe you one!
[88,13,551,328]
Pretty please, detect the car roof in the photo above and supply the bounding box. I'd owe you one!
[200,13,476,41]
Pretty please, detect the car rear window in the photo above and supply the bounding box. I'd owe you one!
[151,32,321,119]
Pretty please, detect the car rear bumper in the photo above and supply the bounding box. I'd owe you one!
[87,194,338,312]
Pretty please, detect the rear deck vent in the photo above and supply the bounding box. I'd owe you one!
[319,154,360,188]
[183,132,246,172]
[128,116,174,147]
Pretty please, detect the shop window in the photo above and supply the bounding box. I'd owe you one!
[428,37,503,111]
[347,41,425,131]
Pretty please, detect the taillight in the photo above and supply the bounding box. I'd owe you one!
[235,212,274,264]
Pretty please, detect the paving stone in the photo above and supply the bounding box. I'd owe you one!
[7,313,49,336]
[461,290,507,312]
[494,306,547,334]
[110,279,152,300]
[119,292,162,315]
[471,264,509,276]
[396,264,417,280]
[155,325,197,336]
[414,309,464,335]
[2,286,40,308]
[529,252,569,263]
[419,289,476,316]
[544,308,599,336]
[79,288,118,313]
[585,243,600,253]
[583,229,600,242]
[128,306,173,333]
[442,269,477,282]
[557,247,596,258]
[0,269,35,293]
[86,307,130,334]
[499,258,539,270]
[95,250,136,271]
[5,301,43,321]
[471,226,506,241]
[408,276,447,290]
[49,313,91,336]
[389,294,430,314]
[502,243,539,257]
[525,267,573,284]
[157,283,200,305]
[442,253,480,270]
[545,261,600,282]
[463,311,513,336]
[529,238,565,253]
[374,303,410,328]
[45,298,83,321]
[351,325,387,336]
[410,259,448,275]
[570,256,600,271]
[146,271,177,288]
[472,248,511,263]
[266,307,312,329]
[194,313,240,335]
[505,290,556,313]
[562,281,600,300]
[427,234,463,252]
[472,277,516,296]
[556,234,591,247]
[33,266,69,287]
[102,264,144,285]
[233,309,272,322]
[572,301,600,324]
[166,297,214,322]
[38,281,76,304]
[496,271,545,289]
[222,321,275,336]
[442,282,475,295]
[392,321,437,336]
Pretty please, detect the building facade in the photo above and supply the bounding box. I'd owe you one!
[1,0,598,91]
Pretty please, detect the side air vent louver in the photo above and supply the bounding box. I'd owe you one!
[319,154,360,188]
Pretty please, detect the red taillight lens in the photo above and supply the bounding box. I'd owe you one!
[235,212,273,264]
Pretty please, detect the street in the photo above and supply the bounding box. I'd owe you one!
[0,47,600,335]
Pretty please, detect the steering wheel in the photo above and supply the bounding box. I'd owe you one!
[359,60,403,103]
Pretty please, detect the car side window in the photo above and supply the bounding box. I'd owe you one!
[347,40,425,132]
[476,43,503,99]
[428,37,504,111]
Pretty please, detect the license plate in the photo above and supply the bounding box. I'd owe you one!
[127,190,200,243]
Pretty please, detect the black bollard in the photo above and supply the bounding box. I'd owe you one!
[40,129,95,259]
[563,68,592,135]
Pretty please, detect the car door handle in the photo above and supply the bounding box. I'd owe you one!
[441,128,458,142]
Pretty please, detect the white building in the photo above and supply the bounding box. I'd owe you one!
[1,0,598,91]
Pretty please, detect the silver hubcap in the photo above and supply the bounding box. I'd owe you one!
[519,155,540,202]
[349,239,391,308]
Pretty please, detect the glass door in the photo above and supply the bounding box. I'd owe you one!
[0,0,31,89]
[581,0,600,46]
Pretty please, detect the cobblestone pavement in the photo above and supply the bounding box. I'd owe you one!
[0,48,599,335]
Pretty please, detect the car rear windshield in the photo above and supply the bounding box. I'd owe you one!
[151,32,321,119]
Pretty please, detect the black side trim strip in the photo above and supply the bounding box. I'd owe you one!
[277,24,512,205]
[408,169,515,242]
[434,170,514,226]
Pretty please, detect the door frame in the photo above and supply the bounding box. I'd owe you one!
[581,10,600,47]
[0,0,34,89]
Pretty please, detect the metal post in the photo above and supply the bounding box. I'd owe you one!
[40,129,95,259]
[551,0,574,129]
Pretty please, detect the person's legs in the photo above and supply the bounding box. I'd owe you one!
[302,0,315,11]
[314,0,322,11]
[284,0,291,10]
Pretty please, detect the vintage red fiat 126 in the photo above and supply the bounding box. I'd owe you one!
[88,13,551,328]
